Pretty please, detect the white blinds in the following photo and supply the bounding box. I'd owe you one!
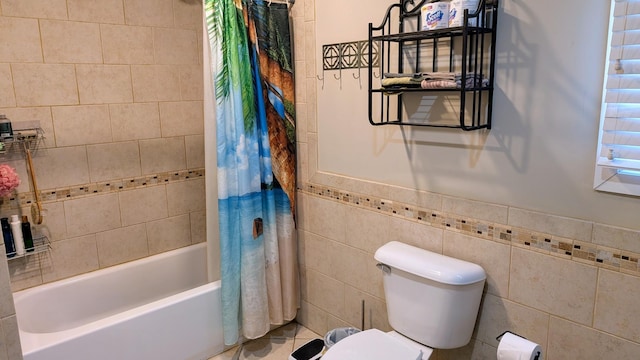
[594,0,640,195]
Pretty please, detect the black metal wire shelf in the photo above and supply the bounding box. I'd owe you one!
[371,26,494,43]
[371,86,493,93]
[6,234,51,261]
[367,0,499,130]
[372,120,490,130]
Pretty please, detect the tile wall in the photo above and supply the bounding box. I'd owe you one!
[291,0,640,359]
[294,183,640,359]
[0,1,205,358]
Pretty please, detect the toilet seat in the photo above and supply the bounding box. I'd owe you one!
[321,329,433,360]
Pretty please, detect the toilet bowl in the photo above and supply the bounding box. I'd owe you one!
[322,329,433,360]
[321,241,486,359]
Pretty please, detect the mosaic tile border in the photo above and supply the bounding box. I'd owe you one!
[6,175,636,276]
[0,168,205,210]
[299,182,640,278]
[322,40,379,71]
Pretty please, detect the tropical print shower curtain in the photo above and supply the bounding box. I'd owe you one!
[205,0,298,345]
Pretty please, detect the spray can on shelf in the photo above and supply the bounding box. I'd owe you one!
[10,215,24,256]
[22,216,34,252]
[1,218,15,257]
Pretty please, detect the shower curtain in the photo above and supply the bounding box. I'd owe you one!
[205,0,298,345]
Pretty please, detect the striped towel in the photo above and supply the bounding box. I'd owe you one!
[421,79,458,89]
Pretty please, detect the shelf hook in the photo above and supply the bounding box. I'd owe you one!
[353,68,362,89]
[334,65,343,89]
[316,72,325,90]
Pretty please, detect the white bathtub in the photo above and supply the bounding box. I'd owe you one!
[13,243,224,360]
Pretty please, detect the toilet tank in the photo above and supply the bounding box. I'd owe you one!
[374,241,486,349]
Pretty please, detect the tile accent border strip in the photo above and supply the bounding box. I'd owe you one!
[322,40,378,70]
[299,182,640,278]
[8,175,636,277]
[0,168,205,209]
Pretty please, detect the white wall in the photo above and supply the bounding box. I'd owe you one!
[315,0,640,230]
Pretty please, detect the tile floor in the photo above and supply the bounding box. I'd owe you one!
[208,322,322,360]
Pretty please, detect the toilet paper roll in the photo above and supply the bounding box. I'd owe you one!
[448,0,480,27]
[496,332,542,360]
[421,2,449,31]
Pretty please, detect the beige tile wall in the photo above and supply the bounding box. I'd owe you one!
[292,0,640,359]
[295,185,640,359]
[0,1,205,357]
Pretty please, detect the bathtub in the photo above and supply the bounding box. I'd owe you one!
[13,243,224,360]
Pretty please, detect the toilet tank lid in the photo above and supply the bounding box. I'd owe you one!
[374,241,486,285]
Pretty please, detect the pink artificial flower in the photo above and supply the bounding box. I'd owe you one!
[0,164,20,197]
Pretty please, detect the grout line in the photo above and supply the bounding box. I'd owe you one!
[230,343,243,360]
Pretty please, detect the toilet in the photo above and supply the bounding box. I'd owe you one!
[322,241,486,360]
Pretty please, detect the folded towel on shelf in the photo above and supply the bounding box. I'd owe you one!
[421,79,458,89]
[381,76,424,88]
[456,73,489,88]
[383,72,423,78]
[382,72,455,82]
[381,72,489,90]
[422,72,457,80]
[380,72,449,89]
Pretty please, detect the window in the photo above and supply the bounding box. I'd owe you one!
[594,0,640,196]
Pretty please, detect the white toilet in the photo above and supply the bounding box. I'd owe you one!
[322,241,486,360]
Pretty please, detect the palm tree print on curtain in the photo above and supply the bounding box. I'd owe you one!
[205,0,298,345]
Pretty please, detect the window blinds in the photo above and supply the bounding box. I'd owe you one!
[594,0,640,195]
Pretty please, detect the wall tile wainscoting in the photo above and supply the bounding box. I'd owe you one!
[295,181,640,359]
